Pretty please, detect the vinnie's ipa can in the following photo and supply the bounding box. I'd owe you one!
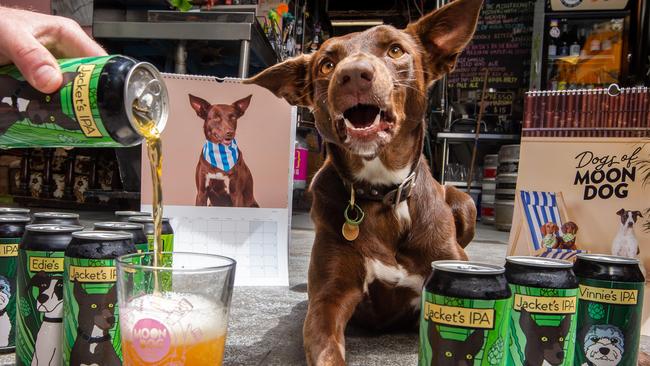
[573,254,644,366]
[505,256,578,366]
[0,215,30,352]
[0,55,168,148]
[419,261,512,366]
[31,212,81,226]
[62,231,136,365]
[114,210,150,223]
[94,221,149,252]
[16,224,83,366]
[128,216,174,252]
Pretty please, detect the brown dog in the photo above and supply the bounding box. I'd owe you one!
[540,222,560,249]
[247,0,481,364]
[189,94,259,207]
[557,221,578,250]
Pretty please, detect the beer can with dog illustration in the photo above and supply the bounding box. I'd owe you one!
[94,221,149,253]
[419,261,512,366]
[127,216,174,252]
[505,256,578,366]
[0,55,168,148]
[114,210,150,222]
[15,224,83,366]
[31,212,81,226]
[0,215,31,352]
[573,254,644,366]
[62,231,136,365]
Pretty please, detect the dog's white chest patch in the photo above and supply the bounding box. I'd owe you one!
[1,97,29,112]
[364,259,423,307]
[206,172,230,192]
[354,158,410,186]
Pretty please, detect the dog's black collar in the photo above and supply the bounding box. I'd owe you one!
[343,170,417,208]
[43,316,62,323]
[78,328,110,343]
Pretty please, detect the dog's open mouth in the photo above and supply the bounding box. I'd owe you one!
[342,104,394,139]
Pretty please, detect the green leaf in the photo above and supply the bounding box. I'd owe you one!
[170,0,193,11]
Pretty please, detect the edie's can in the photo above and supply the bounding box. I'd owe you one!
[128,216,174,252]
[419,261,512,366]
[0,55,168,148]
[505,256,578,366]
[573,254,644,366]
[94,221,149,252]
[62,231,136,366]
[0,215,30,352]
[0,207,30,216]
[31,212,81,226]
[15,224,83,366]
[114,210,150,222]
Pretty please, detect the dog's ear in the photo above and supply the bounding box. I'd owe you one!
[518,309,533,332]
[74,281,85,301]
[405,0,483,82]
[106,284,117,302]
[466,329,484,351]
[559,314,571,333]
[233,95,253,116]
[616,208,626,217]
[189,94,211,120]
[540,224,548,235]
[245,54,313,107]
[633,210,643,221]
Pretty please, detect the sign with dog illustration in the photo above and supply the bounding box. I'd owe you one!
[141,75,295,286]
[508,137,650,335]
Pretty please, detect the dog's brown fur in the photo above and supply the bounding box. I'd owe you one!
[248,0,482,364]
[557,221,578,250]
[189,94,259,207]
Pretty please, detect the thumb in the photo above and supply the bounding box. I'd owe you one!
[6,33,62,94]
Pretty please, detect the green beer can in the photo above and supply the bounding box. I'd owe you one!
[0,55,168,148]
[16,224,83,366]
[0,215,30,352]
[127,216,174,252]
[419,261,512,366]
[573,254,644,366]
[505,256,578,366]
[114,211,150,223]
[93,221,149,252]
[62,231,136,366]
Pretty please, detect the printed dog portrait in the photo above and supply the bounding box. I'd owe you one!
[428,323,484,366]
[0,275,11,347]
[190,94,259,207]
[612,209,643,258]
[519,309,571,365]
[28,272,64,366]
[581,325,624,366]
[541,222,560,249]
[557,221,579,250]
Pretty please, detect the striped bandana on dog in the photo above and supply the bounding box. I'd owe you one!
[202,139,239,172]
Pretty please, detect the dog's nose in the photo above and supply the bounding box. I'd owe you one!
[600,347,610,355]
[37,293,48,303]
[337,61,374,92]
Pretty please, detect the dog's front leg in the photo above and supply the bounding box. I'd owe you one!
[195,161,209,206]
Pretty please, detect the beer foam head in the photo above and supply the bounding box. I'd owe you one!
[121,292,227,347]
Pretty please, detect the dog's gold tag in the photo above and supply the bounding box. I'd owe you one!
[342,222,359,241]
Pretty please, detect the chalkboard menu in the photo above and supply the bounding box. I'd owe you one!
[447,0,535,120]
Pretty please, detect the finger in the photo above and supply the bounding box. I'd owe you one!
[1,30,62,94]
[51,17,107,59]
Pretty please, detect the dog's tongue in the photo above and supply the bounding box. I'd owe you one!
[344,105,380,128]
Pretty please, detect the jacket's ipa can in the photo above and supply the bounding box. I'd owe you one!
[15,224,83,366]
[94,221,149,252]
[0,215,30,352]
[62,231,136,366]
[505,256,578,366]
[31,212,81,226]
[0,55,168,148]
[419,261,512,366]
[128,216,174,252]
[573,254,644,366]
[114,211,150,223]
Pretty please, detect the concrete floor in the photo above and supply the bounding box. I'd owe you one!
[1,212,648,365]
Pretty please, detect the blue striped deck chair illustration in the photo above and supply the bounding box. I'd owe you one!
[509,190,587,261]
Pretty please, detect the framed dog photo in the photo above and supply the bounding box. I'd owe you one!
[141,74,296,286]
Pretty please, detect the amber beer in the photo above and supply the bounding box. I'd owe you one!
[120,292,227,365]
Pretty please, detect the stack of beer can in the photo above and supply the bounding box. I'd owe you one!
[0,208,174,365]
[419,255,644,365]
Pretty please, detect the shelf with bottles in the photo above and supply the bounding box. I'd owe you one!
[547,54,616,62]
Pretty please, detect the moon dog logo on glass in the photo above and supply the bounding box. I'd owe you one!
[131,318,171,363]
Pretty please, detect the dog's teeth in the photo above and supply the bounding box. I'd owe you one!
[344,118,354,129]
[373,113,380,125]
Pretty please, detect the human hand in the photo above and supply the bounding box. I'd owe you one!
[0,7,107,93]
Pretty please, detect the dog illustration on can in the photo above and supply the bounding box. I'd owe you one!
[0,275,11,347]
[580,325,624,366]
[29,271,64,366]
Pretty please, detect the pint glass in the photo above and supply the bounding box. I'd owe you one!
[116,252,236,365]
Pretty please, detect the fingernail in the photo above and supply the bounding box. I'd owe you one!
[33,65,60,92]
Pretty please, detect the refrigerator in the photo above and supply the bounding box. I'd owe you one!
[532,0,642,90]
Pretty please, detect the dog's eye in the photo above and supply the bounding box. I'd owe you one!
[444,351,453,358]
[319,60,335,75]
[611,338,618,344]
[559,337,564,342]
[541,336,548,342]
[591,337,600,343]
[465,354,473,360]
[91,304,97,309]
[388,45,405,59]
[109,303,114,308]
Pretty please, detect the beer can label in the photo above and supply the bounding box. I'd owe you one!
[0,56,120,148]
[507,285,578,365]
[147,233,174,252]
[135,242,150,253]
[574,278,643,366]
[418,292,511,366]
[62,257,122,365]
[0,238,20,349]
[15,249,65,366]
